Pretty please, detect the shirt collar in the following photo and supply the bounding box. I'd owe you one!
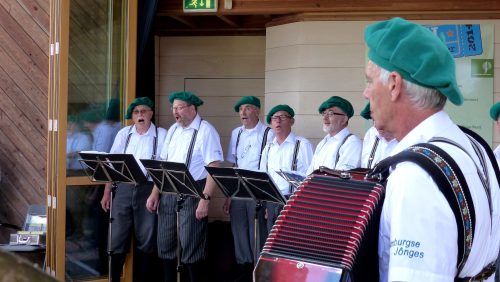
[175,114,202,131]
[272,131,297,145]
[325,127,350,141]
[131,123,157,137]
[391,110,452,155]
[241,120,264,133]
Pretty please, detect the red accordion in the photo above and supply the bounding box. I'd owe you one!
[254,169,384,282]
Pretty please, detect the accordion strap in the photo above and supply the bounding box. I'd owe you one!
[369,142,475,273]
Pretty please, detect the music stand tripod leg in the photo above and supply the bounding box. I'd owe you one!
[176,194,185,282]
[108,182,118,282]
[253,201,263,265]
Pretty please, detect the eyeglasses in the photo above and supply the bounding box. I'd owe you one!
[271,115,291,121]
[132,109,151,115]
[171,105,190,112]
[321,111,345,117]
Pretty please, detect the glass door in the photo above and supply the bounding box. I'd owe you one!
[48,0,137,280]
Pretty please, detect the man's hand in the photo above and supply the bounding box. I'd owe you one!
[196,199,210,220]
[100,190,111,211]
[222,197,231,215]
[146,187,160,213]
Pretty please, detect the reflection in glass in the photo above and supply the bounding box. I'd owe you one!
[66,185,108,280]
[66,0,126,280]
[66,0,125,177]
[67,114,92,176]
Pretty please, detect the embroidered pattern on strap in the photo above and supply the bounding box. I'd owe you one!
[408,145,473,269]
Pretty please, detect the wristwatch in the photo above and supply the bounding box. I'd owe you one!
[202,193,211,200]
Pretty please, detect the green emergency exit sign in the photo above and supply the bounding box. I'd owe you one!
[184,0,217,12]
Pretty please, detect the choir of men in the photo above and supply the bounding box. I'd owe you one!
[99,92,400,281]
[91,17,500,282]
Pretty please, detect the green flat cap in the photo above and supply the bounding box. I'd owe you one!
[360,102,371,120]
[168,91,204,106]
[80,108,104,123]
[266,104,295,124]
[105,98,120,121]
[234,96,261,112]
[490,102,500,121]
[365,17,463,106]
[318,96,354,118]
[125,97,154,119]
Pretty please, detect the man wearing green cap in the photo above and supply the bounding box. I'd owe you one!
[259,104,313,231]
[100,97,167,282]
[306,96,362,174]
[224,96,274,281]
[146,91,223,282]
[359,103,397,169]
[363,17,500,281]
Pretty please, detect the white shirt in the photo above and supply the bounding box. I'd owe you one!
[260,132,313,195]
[67,131,92,170]
[494,145,500,166]
[160,114,223,181]
[379,111,500,282]
[306,127,362,174]
[227,121,274,170]
[361,126,398,169]
[110,123,167,175]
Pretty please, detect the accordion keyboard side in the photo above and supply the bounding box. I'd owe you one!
[256,172,384,282]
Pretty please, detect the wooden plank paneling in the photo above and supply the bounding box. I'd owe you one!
[0,0,48,241]
[0,4,47,77]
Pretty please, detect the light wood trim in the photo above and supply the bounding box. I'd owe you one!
[55,0,70,278]
[47,0,56,276]
[125,0,137,113]
[123,0,138,280]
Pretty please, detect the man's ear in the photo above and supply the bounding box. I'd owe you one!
[389,71,403,102]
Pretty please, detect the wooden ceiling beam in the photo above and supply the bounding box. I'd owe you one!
[157,0,500,16]
[169,15,197,28]
[268,10,500,27]
[216,15,239,27]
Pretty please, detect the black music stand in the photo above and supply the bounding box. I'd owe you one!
[140,159,202,282]
[205,167,285,263]
[79,152,146,282]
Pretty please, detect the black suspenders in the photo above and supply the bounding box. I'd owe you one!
[289,140,301,194]
[265,138,301,193]
[367,136,380,169]
[185,127,199,169]
[123,124,158,159]
[334,133,353,168]
[235,125,271,168]
[234,129,243,167]
[165,119,202,169]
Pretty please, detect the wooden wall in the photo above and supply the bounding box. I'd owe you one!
[156,36,266,221]
[0,0,49,239]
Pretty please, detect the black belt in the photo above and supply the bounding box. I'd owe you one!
[455,262,496,282]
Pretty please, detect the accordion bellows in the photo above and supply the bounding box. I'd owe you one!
[255,171,385,282]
